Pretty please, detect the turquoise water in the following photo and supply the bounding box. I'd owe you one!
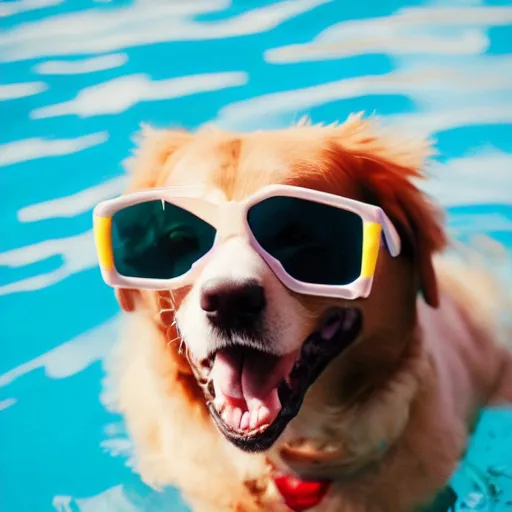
[0,1,511,511]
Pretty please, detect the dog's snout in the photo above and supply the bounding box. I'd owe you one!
[200,278,266,327]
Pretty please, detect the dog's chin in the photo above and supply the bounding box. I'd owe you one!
[187,307,363,453]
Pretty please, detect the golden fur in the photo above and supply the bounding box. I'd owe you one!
[104,114,512,511]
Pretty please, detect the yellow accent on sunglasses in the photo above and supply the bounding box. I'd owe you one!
[94,216,114,272]
[361,222,382,279]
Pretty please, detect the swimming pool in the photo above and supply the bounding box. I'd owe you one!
[0,1,511,511]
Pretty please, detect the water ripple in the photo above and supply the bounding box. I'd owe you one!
[1,0,511,511]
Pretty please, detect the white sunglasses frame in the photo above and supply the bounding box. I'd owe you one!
[93,184,401,301]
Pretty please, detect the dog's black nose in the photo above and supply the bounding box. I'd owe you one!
[200,278,266,327]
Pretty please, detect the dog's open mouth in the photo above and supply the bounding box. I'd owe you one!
[188,308,362,452]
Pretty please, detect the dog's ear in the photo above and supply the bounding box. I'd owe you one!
[115,288,140,312]
[330,114,447,308]
[358,158,446,308]
[123,124,192,191]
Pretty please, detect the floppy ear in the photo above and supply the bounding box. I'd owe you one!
[359,158,446,308]
[115,288,140,313]
[330,114,447,308]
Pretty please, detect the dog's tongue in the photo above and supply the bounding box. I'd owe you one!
[211,346,297,431]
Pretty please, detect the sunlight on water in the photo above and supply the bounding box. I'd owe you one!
[0,0,511,511]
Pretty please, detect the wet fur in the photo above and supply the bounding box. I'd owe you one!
[104,115,512,511]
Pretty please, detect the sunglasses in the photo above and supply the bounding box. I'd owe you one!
[93,184,401,300]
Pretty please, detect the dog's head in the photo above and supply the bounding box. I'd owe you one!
[114,115,446,455]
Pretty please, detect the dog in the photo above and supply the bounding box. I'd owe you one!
[97,114,512,512]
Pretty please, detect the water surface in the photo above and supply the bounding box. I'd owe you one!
[1,1,511,510]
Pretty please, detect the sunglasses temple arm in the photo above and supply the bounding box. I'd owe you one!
[379,210,401,257]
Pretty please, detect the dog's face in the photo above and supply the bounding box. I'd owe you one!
[117,117,446,456]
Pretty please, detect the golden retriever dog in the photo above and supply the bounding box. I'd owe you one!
[100,114,512,512]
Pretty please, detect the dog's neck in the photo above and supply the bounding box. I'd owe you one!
[271,326,430,481]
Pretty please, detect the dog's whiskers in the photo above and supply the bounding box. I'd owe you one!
[164,324,185,354]
[159,291,183,339]
[159,290,178,310]
[169,290,178,309]
[166,335,180,346]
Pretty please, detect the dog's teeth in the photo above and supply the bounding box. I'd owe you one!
[249,408,260,430]
[222,405,232,424]
[232,407,243,429]
[214,396,226,413]
[241,411,250,431]
[258,405,271,425]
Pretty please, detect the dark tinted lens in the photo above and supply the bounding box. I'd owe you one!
[112,200,216,279]
[248,196,363,285]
